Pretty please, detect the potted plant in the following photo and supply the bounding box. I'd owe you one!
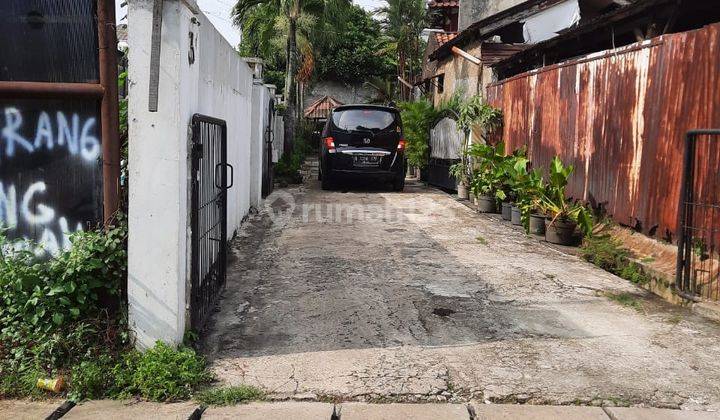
[449,162,469,200]
[539,157,593,245]
[502,149,529,225]
[468,142,506,213]
[514,168,547,235]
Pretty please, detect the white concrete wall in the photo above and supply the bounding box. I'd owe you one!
[249,82,269,209]
[127,0,274,348]
[273,107,284,163]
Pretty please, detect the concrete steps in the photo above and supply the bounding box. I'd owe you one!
[301,156,319,182]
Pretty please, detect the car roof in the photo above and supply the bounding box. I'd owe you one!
[332,104,399,113]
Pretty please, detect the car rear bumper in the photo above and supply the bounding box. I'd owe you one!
[323,148,404,179]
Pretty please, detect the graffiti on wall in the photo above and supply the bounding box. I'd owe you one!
[0,100,103,256]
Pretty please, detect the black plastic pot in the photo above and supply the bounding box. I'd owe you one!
[545,218,577,245]
[476,195,497,213]
[510,206,522,225]
[501,202,512,220]
[529,213,546,236]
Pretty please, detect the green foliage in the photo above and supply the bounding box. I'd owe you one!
[539,156,593,236]
[119,342,212,402]
[603,292,644,312]
[275,120,313,183]
[581,233,652,285]
[376,0,428,98]
[468,141,507,200]
[398,99,438,168]
[457,95,503,135]
[315,6,394,83]
[67,342,212,402]
[196,386,265,406]
[0,219,127,374]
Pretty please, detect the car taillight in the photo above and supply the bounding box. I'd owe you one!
[397,139,406,152]
[323,136,335,150]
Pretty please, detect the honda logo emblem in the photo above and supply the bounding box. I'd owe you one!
[363,138,371,144]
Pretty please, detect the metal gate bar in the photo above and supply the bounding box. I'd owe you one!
[190,114,232,331]
[676,129,720,301]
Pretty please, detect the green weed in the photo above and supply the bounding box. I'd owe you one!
[195,385,265,406]
[581,234,652,285]
[604,292,643,312]
[476,236,488,245]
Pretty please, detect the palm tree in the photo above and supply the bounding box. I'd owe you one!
[376,0,427,101]
[233,0,349,149]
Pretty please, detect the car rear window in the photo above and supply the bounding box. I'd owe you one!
[332,109,397,132]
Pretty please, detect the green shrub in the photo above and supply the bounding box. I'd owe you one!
[0,219,127,373]
[67,342,212,402]
[398,99,437,169]
[196,385,265,406]
[120,342,212,402]
[581,233,651,285]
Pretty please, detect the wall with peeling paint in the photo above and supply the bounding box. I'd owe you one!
[487,24,720,243]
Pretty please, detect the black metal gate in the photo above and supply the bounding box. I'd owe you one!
[262,100,274,198]
[190,114,233,330]
[676,129,720,302]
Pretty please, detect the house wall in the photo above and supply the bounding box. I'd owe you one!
[433,39,484,107]
[487,23,720,244]
[459,0,526,31]
[127,0,275,348]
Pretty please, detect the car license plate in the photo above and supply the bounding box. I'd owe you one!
[353,155,381,166]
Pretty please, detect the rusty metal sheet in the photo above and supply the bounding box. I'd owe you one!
[487,23,720,244]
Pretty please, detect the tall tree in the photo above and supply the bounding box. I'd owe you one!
[233,0,349,150]
[314,5,394,84]
[376,0,427,101]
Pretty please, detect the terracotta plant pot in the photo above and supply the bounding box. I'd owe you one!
[510,205,522,225]
[545,218,577,245]
[476,195,497,213]
[457,182,469,200]
[529,213,546,236]
[501,202,512,220]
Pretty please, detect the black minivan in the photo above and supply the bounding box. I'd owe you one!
[319,105,406,191]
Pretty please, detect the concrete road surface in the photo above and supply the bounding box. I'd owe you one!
[201,180,720,411]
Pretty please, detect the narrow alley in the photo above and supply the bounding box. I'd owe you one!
[202,181,720,409]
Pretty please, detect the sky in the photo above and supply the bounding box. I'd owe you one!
[115,0,386,49]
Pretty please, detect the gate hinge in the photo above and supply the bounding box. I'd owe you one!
[191,143,204,159]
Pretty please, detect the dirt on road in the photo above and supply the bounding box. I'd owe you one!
[201,180,720,410]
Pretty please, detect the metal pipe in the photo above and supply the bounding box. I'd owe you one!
[98,0,121,224]
[0,81,104,99]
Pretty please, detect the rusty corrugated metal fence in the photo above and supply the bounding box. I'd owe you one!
[487,23,720,247]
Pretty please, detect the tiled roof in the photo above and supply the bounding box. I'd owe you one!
[304,96,344,120]
[435,32,458,47]
[428,0,458,8]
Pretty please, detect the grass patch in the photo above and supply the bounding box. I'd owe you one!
[581,234,652,285]
[603,292,644,312]
[476,236,488,245]
[195,385,265,406]
[67,341,212,402]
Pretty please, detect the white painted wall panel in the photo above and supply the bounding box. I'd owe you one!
[128,0,279,347]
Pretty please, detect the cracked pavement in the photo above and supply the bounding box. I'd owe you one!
[201,180,720,410]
